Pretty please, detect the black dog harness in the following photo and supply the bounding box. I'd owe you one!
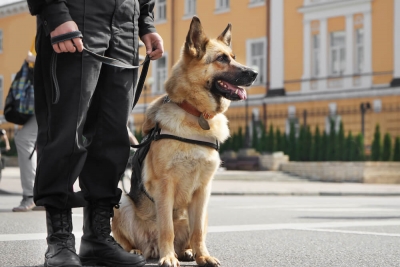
[128,119,220,203]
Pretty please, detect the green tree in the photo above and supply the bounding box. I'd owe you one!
[393,137,400,161]
[275,128,283,152]
[371,124,381,161]
[312,126,321,161]
[134,130,143,143]
[345,131,355,161]
[266,124,275,153]
[382,133,392,161]
[237,127,244,151]
[282,132,288,155]
[297,125,305,161]
[288,122,297,161]
[304,126,312,161]
[251,123,259,152]
[258,123,267,153]
[321,131,328,161]
[337,121,345,161]
[327,119,337,161]
[354,133,365,161]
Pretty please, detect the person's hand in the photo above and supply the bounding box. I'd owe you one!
[5,146,10,152]
[26,51,36,63]
[50,21,83,53]
[140,32,164,60]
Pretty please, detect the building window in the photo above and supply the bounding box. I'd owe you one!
[185,0,196,16]
[355,28,364,74]
[249,0,265,7]
[153,56,167,93]
[215,0,229,11]
[312,34,320,77]
[247,38,266,86]
[155,0,167,22]
[330,31,346,76]
[0,30,3,53]
[373,99,381,113]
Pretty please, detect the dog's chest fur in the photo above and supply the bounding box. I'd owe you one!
[142,102,229,207]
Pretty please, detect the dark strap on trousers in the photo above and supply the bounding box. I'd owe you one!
[50,31,150,108]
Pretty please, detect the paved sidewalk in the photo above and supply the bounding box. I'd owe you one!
[2,167,400,196]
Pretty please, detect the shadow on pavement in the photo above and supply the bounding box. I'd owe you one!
[0,189,21,196]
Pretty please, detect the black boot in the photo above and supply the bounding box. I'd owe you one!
[44,207,82,267]
[79,202,146,267]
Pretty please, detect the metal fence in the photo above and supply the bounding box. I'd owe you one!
[225,102,400,151]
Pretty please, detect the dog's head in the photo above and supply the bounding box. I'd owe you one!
[165,16,258,114]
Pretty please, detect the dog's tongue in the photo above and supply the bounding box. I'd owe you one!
[224,81,247,100]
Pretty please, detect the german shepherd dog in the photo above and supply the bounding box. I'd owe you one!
[112,16,257,267]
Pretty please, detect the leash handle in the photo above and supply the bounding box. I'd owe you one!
[49,31,151,107]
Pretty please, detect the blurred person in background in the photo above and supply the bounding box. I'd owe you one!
[12,44,40,212]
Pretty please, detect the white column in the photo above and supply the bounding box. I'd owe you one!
[394,0,400,83]
[301,20,311,92]
[319,19,328,90]
[270,0,284,90]
[363,11,372,87]
[344,14,354,88]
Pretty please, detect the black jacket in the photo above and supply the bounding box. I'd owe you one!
[26,0,156,37]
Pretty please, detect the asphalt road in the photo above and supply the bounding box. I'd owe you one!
[1,195,400,267]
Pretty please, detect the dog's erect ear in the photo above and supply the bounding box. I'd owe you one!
[185,16,209,58]
[217,23,232,47]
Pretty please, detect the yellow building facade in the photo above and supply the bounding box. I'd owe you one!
[0,0,36,130]
[1,0,399,151]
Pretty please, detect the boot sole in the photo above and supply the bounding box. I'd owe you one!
[44,262,82,267]
[80,257,146,267]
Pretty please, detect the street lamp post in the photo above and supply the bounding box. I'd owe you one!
[360,102,371,137]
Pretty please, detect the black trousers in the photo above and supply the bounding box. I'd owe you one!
[33,0,140,209]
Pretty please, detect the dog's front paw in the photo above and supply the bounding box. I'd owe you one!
[159,253,180,267]
[196,255,221,267]
[178,249,194,261]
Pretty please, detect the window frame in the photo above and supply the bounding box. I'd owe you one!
[152,54,168,94]
[248,0,265,8]
[311,34,320,78]
[354,28,364,74]
[155,0,167,23]
[215,0,230,13]
[184,0,196,17]
[0,29,3,53]
[329,31,346,76]
[246,37,267,86]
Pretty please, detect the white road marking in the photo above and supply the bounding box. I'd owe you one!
[227,205,400,210]
[207,220,400,233]
[292,208,399,212]
[2,220,399,242]
[292,228,400,237]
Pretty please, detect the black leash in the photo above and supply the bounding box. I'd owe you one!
[50,31,150,108]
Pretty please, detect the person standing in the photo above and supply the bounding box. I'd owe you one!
[0,129,11,172]
[26,0,164,266]
[12,50,40,212]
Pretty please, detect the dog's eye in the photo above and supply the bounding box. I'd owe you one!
[216,55,229,63]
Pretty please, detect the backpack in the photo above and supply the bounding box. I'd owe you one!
[4,61,35,125]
